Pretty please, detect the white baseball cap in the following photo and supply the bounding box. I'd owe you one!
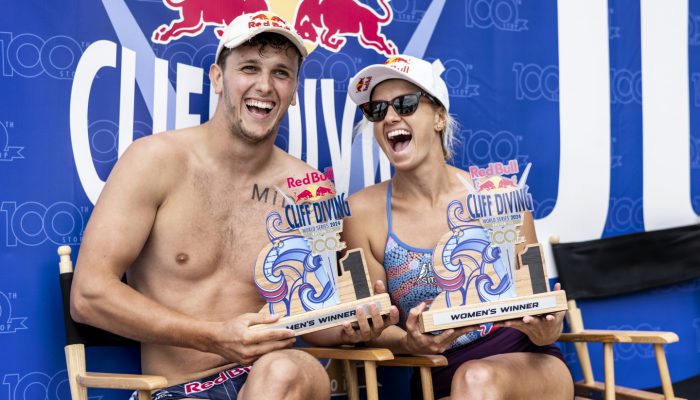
[215,12,308,64]
[348,55,450,112]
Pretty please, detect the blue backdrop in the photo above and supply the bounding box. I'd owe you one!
[1,0,699,399]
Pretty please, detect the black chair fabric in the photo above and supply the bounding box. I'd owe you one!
[60,272,137,347]
[551,224,700,300]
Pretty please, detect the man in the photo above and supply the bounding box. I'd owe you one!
[71,12,330,399]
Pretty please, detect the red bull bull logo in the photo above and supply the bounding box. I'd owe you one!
[477,180,497,192]
[355,77,372,93]
[384,56,410,73]
[292,185,335,204]
[498,177,518,189]
[296,189,314,203]
[151,0,269,44]
[293,0,397,56]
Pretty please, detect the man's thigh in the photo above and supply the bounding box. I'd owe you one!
[453,352,573,399]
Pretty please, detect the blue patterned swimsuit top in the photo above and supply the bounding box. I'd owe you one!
[383,182,495,348]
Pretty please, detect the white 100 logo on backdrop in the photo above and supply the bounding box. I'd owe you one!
[0,202,87,247]
[2,371,69,400]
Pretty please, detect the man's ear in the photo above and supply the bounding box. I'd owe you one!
[209,64,223,95]
[291,83,298,106]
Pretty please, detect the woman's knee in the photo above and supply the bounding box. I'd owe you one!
[452,360,506,398]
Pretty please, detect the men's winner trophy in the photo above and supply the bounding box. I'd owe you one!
[419,160,567,332]
[249,168,391,335]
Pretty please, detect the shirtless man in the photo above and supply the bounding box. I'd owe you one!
[71,12,330,399]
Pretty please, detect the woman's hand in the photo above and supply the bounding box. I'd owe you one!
[497,283,566,346]
[402,302,473,354]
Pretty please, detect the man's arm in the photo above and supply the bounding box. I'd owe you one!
[70,135,294,365]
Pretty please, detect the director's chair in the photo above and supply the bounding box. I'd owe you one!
[57,245,393,399]
[550,224,700,400]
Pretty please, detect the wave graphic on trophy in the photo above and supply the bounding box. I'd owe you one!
[250,168,392,335]
[419,160,567,332]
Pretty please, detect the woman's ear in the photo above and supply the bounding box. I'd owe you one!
[434,110,446,131]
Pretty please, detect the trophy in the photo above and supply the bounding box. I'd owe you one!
[419,161,567,332]
[250,168,392,335]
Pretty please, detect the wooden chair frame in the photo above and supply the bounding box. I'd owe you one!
[549,237,683,400]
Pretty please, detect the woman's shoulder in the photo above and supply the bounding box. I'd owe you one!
[347,181,390,215]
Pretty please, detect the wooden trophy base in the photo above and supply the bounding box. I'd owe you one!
[419,290,567,333]
[250,293,392,336]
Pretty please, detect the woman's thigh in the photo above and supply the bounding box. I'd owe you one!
[450,352,573,399]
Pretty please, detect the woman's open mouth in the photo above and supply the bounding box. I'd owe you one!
[387,129,412,152]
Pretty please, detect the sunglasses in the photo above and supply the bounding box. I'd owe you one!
[359,91,437,122]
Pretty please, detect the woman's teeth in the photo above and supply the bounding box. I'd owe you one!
[387,129,412,152]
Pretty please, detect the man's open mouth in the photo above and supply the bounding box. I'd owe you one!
[245,99,274,115]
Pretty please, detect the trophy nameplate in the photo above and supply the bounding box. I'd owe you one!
[419,161,567,332]
[250,168,391,336]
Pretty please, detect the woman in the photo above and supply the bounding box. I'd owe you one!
[342,55,573,399]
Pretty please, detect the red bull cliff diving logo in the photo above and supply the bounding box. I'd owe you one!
[463,160,534,230]
[152,0,398,56]
[279,168,350,255]
[283,168,351,248]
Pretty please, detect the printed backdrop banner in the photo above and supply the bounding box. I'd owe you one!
[1,0,700,399]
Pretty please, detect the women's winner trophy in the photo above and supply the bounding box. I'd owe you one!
[249,168,391,335]
[419,161,567,333]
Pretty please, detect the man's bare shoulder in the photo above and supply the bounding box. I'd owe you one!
[271,147,316,175]
[120,130,193,170]
[99,127,204,206]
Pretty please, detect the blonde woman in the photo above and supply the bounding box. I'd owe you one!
[342,55,573,399]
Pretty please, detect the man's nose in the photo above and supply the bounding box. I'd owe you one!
[255,71,273,94]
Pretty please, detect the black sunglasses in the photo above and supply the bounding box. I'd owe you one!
[359,91,437,122]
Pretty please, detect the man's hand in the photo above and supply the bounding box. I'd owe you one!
[211,313,296,366]
[338,280,399,344]
[401,302,473,354]
[496,283,566,346]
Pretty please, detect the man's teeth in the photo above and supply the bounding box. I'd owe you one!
[245,99,274,109]
[387,130,411,139]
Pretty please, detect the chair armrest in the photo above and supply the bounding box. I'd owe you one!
[378,354,448,368]
[558,330,631,343]
[77,372,168,390]
[609,330,678,344]
[558,329,678,344]
[301,347,394,361]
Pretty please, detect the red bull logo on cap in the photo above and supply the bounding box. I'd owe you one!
[355,77,372,93]
[293,0,397,56]
[151,0,269,44]
[384,56,410,73]
[247,11,292,30]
